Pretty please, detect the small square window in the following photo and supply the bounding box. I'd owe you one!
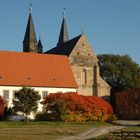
[42,91,48,98]
[3,90,9,100]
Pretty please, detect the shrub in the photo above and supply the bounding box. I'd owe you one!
[2,106,14,120]
[107,114,118,122]
[41,92,113,122]
[35,112,54,121]
[61,114,85,123]
[0,96,5,120]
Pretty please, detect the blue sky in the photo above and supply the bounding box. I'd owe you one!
[0,0,140,65]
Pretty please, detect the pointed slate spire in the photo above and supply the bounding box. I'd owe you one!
[57,8,69,47]
[23,5,38,52]
[38,37,43,53]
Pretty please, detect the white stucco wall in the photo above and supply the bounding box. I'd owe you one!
[0,86,77,119]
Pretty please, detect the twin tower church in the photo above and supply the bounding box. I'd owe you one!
[0,8,110,105]
[23,9,110,98]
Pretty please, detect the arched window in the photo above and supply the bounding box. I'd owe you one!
[81,69,86,85]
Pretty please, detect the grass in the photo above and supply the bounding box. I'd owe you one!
[0,121,112,127]
[0,121,112,140]
[0,121,139,140]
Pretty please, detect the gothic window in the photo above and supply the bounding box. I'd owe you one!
[81,69,86,85]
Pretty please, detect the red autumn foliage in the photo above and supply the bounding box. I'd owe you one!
[42,92,113,122]
[0,96,5,117]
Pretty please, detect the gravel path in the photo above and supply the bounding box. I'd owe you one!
[60,125,125,140]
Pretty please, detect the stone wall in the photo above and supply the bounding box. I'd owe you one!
[71,66,94,96]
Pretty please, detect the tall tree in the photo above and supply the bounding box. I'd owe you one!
[12,87,41,120]
[98,54,140,108]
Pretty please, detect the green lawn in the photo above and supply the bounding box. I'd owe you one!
[1,121,139,140]
[0,121,112,140]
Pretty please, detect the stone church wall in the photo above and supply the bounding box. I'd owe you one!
[69,34,110,97]
[71,66,94,96]
[97,77,111,100]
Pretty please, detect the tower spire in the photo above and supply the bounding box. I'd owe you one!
[23,5,38,53]
[38,36,43,53]
[57,8,69,47]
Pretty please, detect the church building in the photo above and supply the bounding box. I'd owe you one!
[21,7,110,98]
[0,7,110,112]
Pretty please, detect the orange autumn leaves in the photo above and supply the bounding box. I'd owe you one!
[42,92,113,122]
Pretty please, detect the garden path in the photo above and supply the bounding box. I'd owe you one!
[60,125,125,140]
[60,121,140,140]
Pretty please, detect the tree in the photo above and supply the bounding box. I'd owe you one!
[98,54,140,91]
[12,87,41,120]
[98,54,140,108]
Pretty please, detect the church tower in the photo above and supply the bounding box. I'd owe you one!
[23,6,38,53]
[46,10,111,98]
[57,9,69,47]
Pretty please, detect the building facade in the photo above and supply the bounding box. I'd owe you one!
[0,86,76,119]
[0,9,110,106]
[0,9,112,119]
[0,51,77,118]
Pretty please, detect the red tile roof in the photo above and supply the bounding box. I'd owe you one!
[0,51,77,88]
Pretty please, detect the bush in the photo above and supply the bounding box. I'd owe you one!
[36,112,51,121]
[0,96,5,120]
[2,106,14,120]
[107,114,118,122]
[40,92,113,122]
[36,111,62,121]
[61,114,85,123]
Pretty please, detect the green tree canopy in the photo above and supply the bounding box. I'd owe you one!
[98,54,140,92]
[12,87,41,119]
